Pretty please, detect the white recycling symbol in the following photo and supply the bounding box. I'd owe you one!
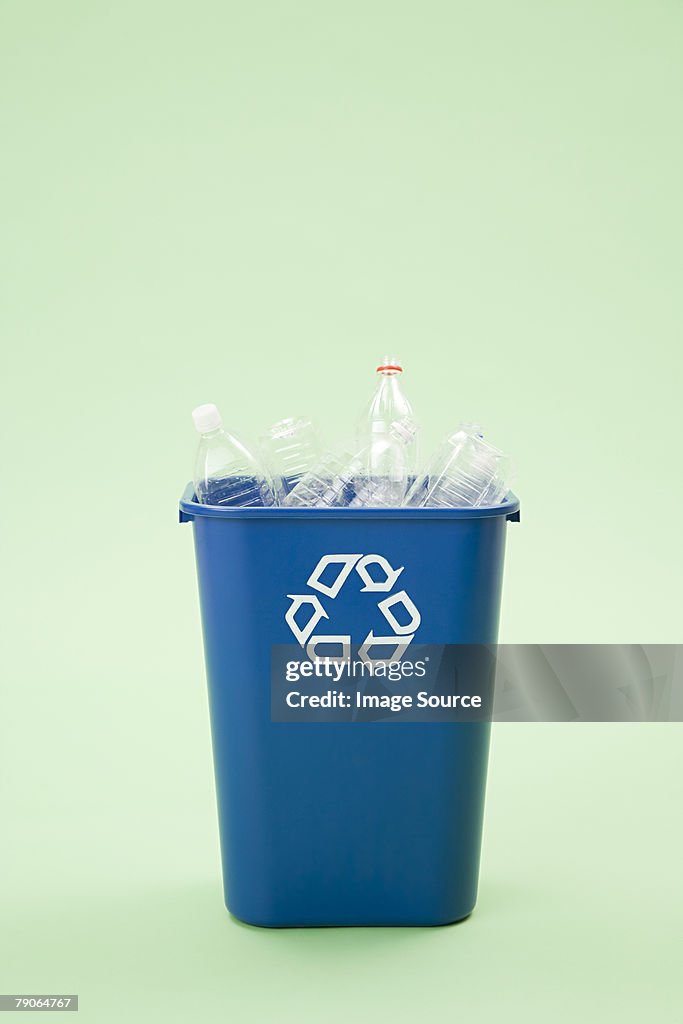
[285,553,421,665]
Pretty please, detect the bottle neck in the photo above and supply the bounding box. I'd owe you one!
[376,373,403,401]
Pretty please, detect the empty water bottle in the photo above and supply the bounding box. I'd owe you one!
[357,356,418,475]
[259,416,321,502]
[192,403,276,507]
[284,418,417,508]
[282,449,359,508]
[405,425,511,508]
[349,418,418,507]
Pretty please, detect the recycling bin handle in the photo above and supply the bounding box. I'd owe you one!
[179,482,196,522]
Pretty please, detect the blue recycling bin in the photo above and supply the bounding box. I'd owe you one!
[180,484,520,927]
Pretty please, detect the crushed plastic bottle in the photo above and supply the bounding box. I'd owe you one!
[259,416,321,502]
[405,424,511,508]
[357,356,418,475]
[281,449,358,508]
[284,418,417,508]
[192,403,276,507]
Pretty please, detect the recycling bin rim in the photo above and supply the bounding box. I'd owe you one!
[179,482,520,522]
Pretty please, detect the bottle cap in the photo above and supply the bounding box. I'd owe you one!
[376,355,403,374]
[460,422,485,439]
[192,403,223,433]
[266,416,310,439]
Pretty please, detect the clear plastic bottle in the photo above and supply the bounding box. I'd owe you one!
[405,424,511,508]
[192,403,276,507]
[349,418,417,507]
[357,356,418,476]
[284,418,417,508]
[259,416,321,502]
[282,450,359,508]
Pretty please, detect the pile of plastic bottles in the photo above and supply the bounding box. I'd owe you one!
[191,359,512,509]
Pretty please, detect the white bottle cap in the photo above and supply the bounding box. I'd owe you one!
[192,403,223,433]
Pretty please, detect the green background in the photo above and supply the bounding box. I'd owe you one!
[1,1,681,1021]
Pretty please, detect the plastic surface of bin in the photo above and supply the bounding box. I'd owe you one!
[180,484,520,927]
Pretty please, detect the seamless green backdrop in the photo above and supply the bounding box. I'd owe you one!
[1,2,681,1022]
